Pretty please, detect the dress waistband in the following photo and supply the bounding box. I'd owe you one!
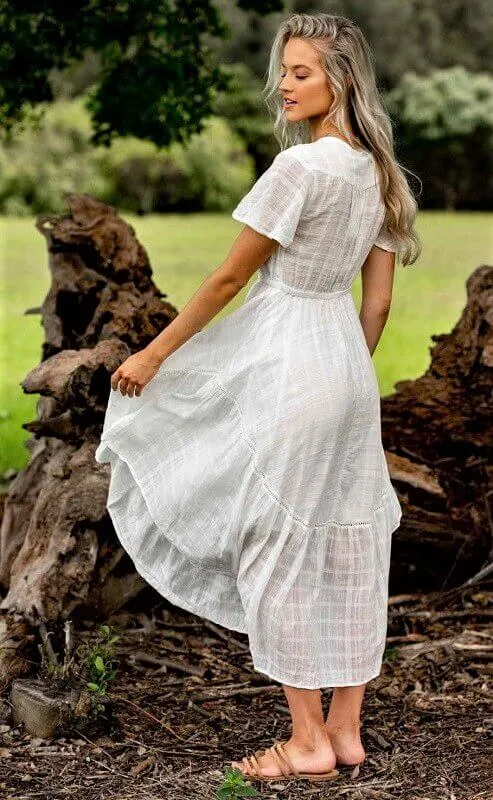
[259,272,352,300]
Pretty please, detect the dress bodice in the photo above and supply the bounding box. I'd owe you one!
[232,137,396,295]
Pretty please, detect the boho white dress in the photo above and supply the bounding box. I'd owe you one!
[95,135,402,689]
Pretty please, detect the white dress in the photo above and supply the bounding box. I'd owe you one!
[95,135,402,689]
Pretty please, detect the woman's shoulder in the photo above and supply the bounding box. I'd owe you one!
[274,142,316,169]
[272,140,377,191]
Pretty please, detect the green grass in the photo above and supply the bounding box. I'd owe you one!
[1,210,492,474]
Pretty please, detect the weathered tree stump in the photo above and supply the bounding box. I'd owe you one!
[0,193,491,684]
[0,195,179,684]
[383,265,493,591]
[9,677,112,739]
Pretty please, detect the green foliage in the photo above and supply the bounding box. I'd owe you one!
[97,134,190,214]
[4,63,493,215]
[0,98,255,214]
[77,624,120,718]
[0,0,283,147]
[213,0,493,97]
[21,620,120,720]
[0,97,111,214]
[215,766,261,798]
[2,4,493,211]
[212,62,276,162]
[169,117,253,211]
[387,66,493,208]
[100,116,254,213]
[388,65,493,142]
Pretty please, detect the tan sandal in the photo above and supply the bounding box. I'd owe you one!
[253,738,362,779]
[233,740,340,783]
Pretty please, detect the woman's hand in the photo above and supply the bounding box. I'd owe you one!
[110,348,163,397]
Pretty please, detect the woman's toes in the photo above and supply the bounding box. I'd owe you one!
[230,751,280,778]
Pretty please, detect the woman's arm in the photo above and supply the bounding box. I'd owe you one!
[359,245,396,356]
[144,225,278,364]
[111,225,278,396]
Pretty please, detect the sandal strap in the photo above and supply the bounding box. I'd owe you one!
[262,744,292,778]
[250,752,264,779]
[266,745,291,778]
[241,756,254,777]
[238,742,301,781]
[242,753,264,779]
[272,742,301,778]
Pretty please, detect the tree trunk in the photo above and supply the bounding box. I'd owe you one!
[383,265,493,591]
[0,194,178,630]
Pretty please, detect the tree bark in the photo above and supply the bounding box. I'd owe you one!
[0,194,178,627]
[383,265,493,591]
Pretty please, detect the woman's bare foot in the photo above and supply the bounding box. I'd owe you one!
[231,732,337,778]
[324,720,366,766]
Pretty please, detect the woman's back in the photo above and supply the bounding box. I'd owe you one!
[232,135,396,294]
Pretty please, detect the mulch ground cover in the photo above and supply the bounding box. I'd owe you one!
[0,584,491,800]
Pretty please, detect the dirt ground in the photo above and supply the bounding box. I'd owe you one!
[0,584,492,800]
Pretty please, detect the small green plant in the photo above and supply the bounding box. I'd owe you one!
[215,766,261,799]
[78,624,120,718]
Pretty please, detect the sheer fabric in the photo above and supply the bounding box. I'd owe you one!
[232,151,314,247]
[95,136,402,688]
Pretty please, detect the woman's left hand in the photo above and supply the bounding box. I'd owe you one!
[110,349,163,397]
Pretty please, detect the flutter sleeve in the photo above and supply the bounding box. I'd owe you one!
[231,151,313,248]
[374,219,399,253]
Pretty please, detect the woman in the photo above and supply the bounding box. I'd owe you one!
[95,12,420,784]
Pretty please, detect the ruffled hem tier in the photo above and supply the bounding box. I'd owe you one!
[95,368,402,689]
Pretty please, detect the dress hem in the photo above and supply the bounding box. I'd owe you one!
[112,496,390,688]
[103,443,402,689]
[106,501,249,636]
[98,378,403,689]
[250,660,385,689]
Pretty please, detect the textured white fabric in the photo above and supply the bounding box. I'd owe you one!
[95,136,402,689]
[231,151,314,247]
[374,221,398,253]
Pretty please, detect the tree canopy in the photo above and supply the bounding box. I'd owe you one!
[1,0,492,152]
[0,0,283,146]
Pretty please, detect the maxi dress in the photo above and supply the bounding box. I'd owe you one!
[95,135,403,689]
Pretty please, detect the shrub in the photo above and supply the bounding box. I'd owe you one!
[0,98,111,214]
[0,98,255,215]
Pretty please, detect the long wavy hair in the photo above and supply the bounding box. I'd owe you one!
[262,13,421,267]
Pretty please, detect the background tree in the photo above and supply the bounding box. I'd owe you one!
[0,0,284,147]
[212,0,493,91]
[388,66,493,209]
[2,1,493,152]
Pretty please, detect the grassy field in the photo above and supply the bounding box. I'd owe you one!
[1,210,492,474]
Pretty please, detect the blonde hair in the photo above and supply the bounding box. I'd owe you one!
[262,13,421,266]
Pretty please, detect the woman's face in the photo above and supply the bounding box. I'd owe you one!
[278,37,333,123]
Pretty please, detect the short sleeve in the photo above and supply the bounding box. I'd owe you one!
[231,151,313,248]
[374,219,398,253]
